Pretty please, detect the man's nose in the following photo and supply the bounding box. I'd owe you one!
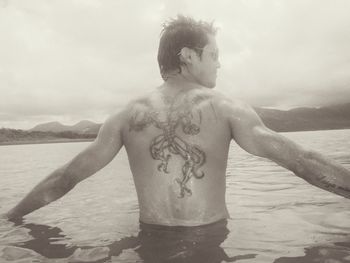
[216,60,221,69]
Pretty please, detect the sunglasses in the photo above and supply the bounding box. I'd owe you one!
[177,47,219,61]
[193,47,219,61]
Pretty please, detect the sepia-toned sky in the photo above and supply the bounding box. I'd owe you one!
[1,0,350,129]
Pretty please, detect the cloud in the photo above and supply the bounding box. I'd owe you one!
[1,0,350,128]
[215,0,350,107]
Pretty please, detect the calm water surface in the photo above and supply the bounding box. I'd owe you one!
[1,129,350,262]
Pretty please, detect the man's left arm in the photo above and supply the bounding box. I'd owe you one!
[226,100,350,199]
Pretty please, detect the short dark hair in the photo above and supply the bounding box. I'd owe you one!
[157,15,217,80]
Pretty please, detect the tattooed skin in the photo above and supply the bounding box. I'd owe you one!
[129,95,207,198]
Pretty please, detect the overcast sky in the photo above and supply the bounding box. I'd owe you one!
[1,0,350,129]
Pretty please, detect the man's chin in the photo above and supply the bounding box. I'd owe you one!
[200,79,216,89]
[206,82,216,89]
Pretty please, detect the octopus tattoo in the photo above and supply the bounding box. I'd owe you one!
[129,97,206,198]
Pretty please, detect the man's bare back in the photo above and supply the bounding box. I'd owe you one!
[122,84,231,225]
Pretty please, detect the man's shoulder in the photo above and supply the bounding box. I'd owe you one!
[209,92,253,114]
[103,90,160,130]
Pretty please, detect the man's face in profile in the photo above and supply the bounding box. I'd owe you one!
[191,34,220,89]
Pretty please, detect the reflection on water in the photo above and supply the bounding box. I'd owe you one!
[135,219,256,263]
[7,219,256,263]
[3,218,350,263]
[274,242,350,263]
[1,129,350,262]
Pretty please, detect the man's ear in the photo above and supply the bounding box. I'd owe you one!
[179,47,193,64]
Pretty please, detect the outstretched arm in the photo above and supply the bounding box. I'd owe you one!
[225,100,350,199]
[6,112,126,220]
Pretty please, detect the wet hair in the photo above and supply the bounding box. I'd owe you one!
[157,15,217,80]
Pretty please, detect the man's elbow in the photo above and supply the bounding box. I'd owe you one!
[289,150,319,180]
[57,166,77,194]
[254,132,311,175]
[43,167,77,203]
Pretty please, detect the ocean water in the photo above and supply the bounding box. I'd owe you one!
[0,129,350,262]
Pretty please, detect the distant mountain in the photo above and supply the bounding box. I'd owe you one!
[0,128,95,145]
[255,103,350,132]
[70,120,98,133]
[83,123,102,134]
[27,103,350,135]
[30,121,69,133]
[30,120,101,134]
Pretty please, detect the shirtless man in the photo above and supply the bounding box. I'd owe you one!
[4,16,350,226]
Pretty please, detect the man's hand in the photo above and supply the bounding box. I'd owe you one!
[1,213,24,225]
[223,99,350,199]
[6,111,126,220]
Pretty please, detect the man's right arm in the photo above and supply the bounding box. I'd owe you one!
[222,99,350,199]
[6,111,126,220]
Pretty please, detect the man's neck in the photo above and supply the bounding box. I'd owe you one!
[164,74,203,91]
